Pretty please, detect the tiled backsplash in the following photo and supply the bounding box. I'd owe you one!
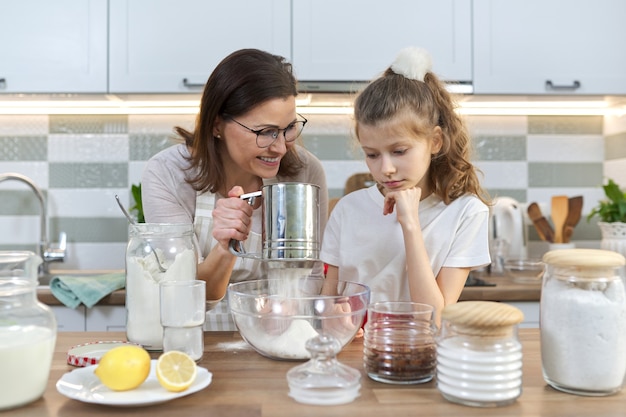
[1,113,625,269]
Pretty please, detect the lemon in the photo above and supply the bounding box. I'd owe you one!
[156,351,197,392]
[94,345,151,391]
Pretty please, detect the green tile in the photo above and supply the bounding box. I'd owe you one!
[51,217,128,243]
[49,115,128,134]
[528,116,603,135]
[606,132,626,160]
[528,162,603,187]
[473,136,526,161]
[129,134,180,161]
[0,190,47,215]
[485,189,527,203]
[0,136,47,160]
[49,163,128,188]
[302,134,362,160]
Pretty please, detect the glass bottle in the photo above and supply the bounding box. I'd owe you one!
[125,223,197,350]
[0,251,57,410]
[436,301,524,407]
[363,301,437,384]
[541,248,626,396]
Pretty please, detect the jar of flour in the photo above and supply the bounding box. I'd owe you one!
[541,248,626,396]
[125,223,198,350]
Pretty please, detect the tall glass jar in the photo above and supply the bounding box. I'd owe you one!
[436,301,524,407]
[126,223,197,350]
[0,251,57,410]
[541,248,626,396]
[363,301,437,384]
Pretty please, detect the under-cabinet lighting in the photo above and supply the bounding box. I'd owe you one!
[0,98,625,116]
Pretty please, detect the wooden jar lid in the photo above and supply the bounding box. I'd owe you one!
[441,301,524,336]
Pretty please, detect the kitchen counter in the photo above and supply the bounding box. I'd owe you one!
[38,274,541,306]
[11,329,625,417]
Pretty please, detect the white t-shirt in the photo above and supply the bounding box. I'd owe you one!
[320,185,490,303]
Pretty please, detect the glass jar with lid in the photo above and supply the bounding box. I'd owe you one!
[436,301,524,407]
[541,248,626,396]
[125,223,198,350]
[0,251,57,410]
[363,301,437,384]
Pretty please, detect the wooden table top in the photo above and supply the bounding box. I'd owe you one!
[9,329,626,417]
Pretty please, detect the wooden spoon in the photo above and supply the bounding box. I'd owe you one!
[527,202,554,243]
[563,196,583,243]
[551,196,569,244]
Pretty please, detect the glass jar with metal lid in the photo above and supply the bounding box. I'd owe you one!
[436,301,524,407]
[541,248,626,396]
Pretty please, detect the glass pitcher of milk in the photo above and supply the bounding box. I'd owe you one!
[0,251,57,410]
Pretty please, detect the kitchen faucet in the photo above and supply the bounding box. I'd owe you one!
[0,172,66,277]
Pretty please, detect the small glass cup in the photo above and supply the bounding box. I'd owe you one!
[159,280,206,361]
[363,301,437,384]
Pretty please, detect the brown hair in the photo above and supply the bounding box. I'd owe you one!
[354,68,489,205]
[176,48,303,193]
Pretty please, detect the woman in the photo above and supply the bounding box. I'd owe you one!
[142,48,328,330]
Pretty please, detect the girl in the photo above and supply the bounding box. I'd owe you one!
[320,47,490,322]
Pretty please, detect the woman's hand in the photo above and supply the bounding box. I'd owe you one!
[211,186,255,251]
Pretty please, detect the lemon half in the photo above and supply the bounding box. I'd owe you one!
[94,345,151,391]
[156,350,197,392]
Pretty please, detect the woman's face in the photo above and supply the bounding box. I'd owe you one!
[218,97,297,180]
[358,118,442,196]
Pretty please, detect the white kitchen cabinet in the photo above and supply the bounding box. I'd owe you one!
[108,0,292,93]
[504,301,539,328]
[292,0,472,88]
[86,306,127,332]
[0,0,107,94]
[473,0,626,95]
[51,305,86,332]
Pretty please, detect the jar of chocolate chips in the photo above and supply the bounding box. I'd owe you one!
[363,301,437,384]
[436,301,524,407]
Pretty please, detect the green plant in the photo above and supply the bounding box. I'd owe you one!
[587,179,626,223]
[130,183,145,223]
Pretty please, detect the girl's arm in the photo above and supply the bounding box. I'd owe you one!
[387,188,469,323]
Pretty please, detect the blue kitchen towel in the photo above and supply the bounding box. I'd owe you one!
[50,273,125,309]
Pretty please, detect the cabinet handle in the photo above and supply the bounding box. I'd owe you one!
[545,80,581,91]
[182,78,205,89]
[0,78,6,89]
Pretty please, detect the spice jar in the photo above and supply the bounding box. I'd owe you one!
[363,301,437,384]
[126,223,198,350]
[436,301,524,407]
[0,251,57,410]
[541,248,626,396]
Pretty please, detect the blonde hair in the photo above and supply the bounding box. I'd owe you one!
[354,61,489,205]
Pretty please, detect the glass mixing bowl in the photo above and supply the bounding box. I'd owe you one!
[228,277,370,360]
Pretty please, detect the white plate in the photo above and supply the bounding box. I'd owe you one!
[56,360,212,407]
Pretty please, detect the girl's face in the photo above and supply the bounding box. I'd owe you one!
[217,97,297,180]
[358,118,443,196]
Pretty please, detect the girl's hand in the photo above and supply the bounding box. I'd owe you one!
[211,186,255,251]
[383,187,422,227]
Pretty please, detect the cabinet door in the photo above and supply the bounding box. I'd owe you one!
[51,306,86,332]
[0,0,107,94]
[109,0,291,93]
[86,306,127,332]
[292,0,471,84]
[473,0,626,94]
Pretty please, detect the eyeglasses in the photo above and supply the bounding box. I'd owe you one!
[225,114,307,148]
